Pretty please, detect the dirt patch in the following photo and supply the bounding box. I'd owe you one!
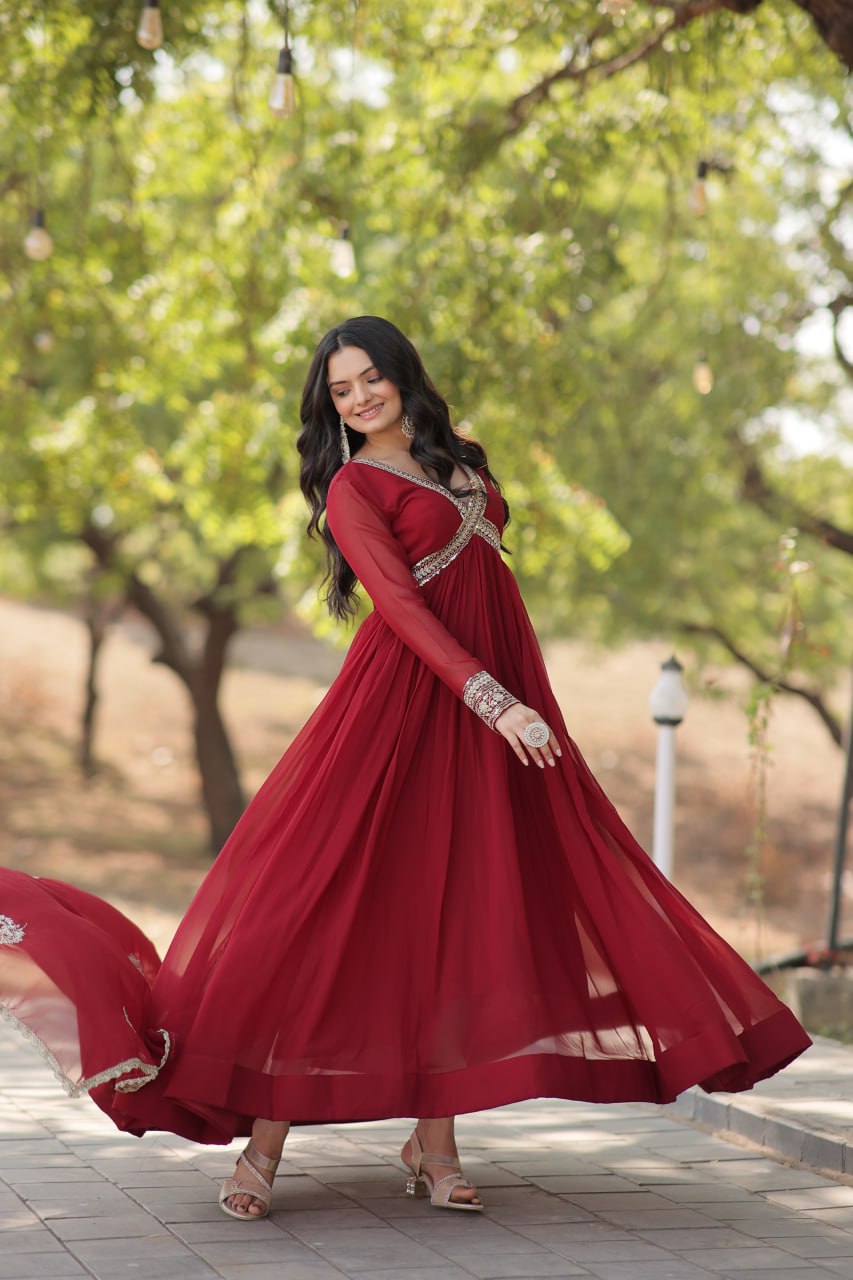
[0,597,845,964]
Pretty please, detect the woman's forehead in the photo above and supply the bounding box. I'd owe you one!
[327,346,375,384]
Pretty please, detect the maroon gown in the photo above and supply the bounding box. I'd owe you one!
[0,458,810,1144]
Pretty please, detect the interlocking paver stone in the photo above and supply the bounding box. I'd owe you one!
[764,1234,853,1257]
[692,1200,794,1220]
[212,1265,346,1280]
[768,1186,853,1209]
[1,1228,65,1255]
[82,1260,222,1280]
[47,1213,174,1240]
[338,1268,470,1280]
[714,1270,838,1280]
[680,1245,818,1270]
[594,1207,721,1228]
[810,1208,853,1230]
[288,1224,448,1269]
[526,1236,677,1263]
[0,1258,89,1280]
[9,1026,853,1278]
[445,1254,587,1278]
[638,1226,768,1249]
[736,1217,853,1238]
[570,1263,716,1279]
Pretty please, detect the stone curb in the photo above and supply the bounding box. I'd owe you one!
[667,1086,853,1177]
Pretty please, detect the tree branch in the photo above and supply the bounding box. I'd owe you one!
[681,621,843,745]
[829,290,853,380]
[737,443,853,557]
[489,0,851,148]
[498,2,724,140]
[81,525,195,684]
[649,0,852,65]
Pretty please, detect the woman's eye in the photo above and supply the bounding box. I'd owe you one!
[333,377,379,397]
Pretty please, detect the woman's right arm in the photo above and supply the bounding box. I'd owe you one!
[325,473,558,765]
[326,475,514,717]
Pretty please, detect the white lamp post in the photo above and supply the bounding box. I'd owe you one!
[649,655,689,880]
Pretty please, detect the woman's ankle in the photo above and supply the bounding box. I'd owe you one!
[250,1118,290,1161]
[415,1116,457,1152]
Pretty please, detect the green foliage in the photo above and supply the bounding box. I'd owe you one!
[0,0,850,706]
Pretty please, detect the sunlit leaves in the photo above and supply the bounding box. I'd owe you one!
[0,0,849,702]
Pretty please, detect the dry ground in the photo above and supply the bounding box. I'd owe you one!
[0,595,846,963]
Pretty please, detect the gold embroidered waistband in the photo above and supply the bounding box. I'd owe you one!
[412,470,501,586]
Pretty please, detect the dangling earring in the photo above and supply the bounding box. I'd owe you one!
[401,413,415,439]
[339,416,351,464]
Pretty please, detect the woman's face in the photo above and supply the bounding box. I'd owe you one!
[327,345,404,442]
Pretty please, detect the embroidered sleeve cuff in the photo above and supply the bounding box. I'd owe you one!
[462,671,519,730]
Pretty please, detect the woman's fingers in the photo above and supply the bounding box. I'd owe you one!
[528,741,553,768]
[494,705,563,770]
[521,720,557,769]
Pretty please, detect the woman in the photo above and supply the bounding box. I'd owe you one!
[0,316,810,1223]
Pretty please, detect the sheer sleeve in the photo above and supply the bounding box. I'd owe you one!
[325,472,518,728]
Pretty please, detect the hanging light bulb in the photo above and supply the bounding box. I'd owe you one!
[688,160,709,217]
[34,329,57,353]
[268,45,295,118]
[692,356,714,395]
[137,0,164,51]
[331,223,357,278]
[24,209,53,261]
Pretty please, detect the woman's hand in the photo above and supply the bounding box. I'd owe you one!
[494,703,562,769]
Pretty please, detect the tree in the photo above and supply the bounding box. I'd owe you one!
[1,1,849,850]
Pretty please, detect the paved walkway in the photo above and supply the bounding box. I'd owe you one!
[5,1023,853,1280]
[670,1036,853,1176]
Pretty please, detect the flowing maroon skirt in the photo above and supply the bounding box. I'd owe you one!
[0,469,810,1144]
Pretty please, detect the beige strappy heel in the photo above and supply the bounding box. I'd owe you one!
[402,1127,484,1211]
[219,1140,280,1220]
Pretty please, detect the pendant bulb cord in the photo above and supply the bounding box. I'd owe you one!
[697,22,713,378]
[271,0,290,51]
[347,0,358,217]
[701,26,711,273]
[36,0,48,211]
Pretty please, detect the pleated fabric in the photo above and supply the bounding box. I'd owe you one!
[0,461,810,1144]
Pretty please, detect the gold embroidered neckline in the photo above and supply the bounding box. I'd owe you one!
[351,456,477,507]
[348,456,501,585]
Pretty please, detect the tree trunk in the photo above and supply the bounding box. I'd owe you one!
[190,598,247,853]
[80,526,250,854]
[81,608,106,778]
[80,590,124,777]
[190,680,246,853]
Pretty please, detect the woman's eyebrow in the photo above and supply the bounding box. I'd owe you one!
[328,364,377,387]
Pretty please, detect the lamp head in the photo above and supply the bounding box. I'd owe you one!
[649,655,689,726]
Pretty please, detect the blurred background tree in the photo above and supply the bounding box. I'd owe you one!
[0,0,850,849]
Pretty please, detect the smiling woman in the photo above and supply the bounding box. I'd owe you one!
[328,351,403,429]
[298,315,512,622]
[0,316,811,1228]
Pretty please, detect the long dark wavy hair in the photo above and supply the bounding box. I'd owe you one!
[297,315,509,620]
